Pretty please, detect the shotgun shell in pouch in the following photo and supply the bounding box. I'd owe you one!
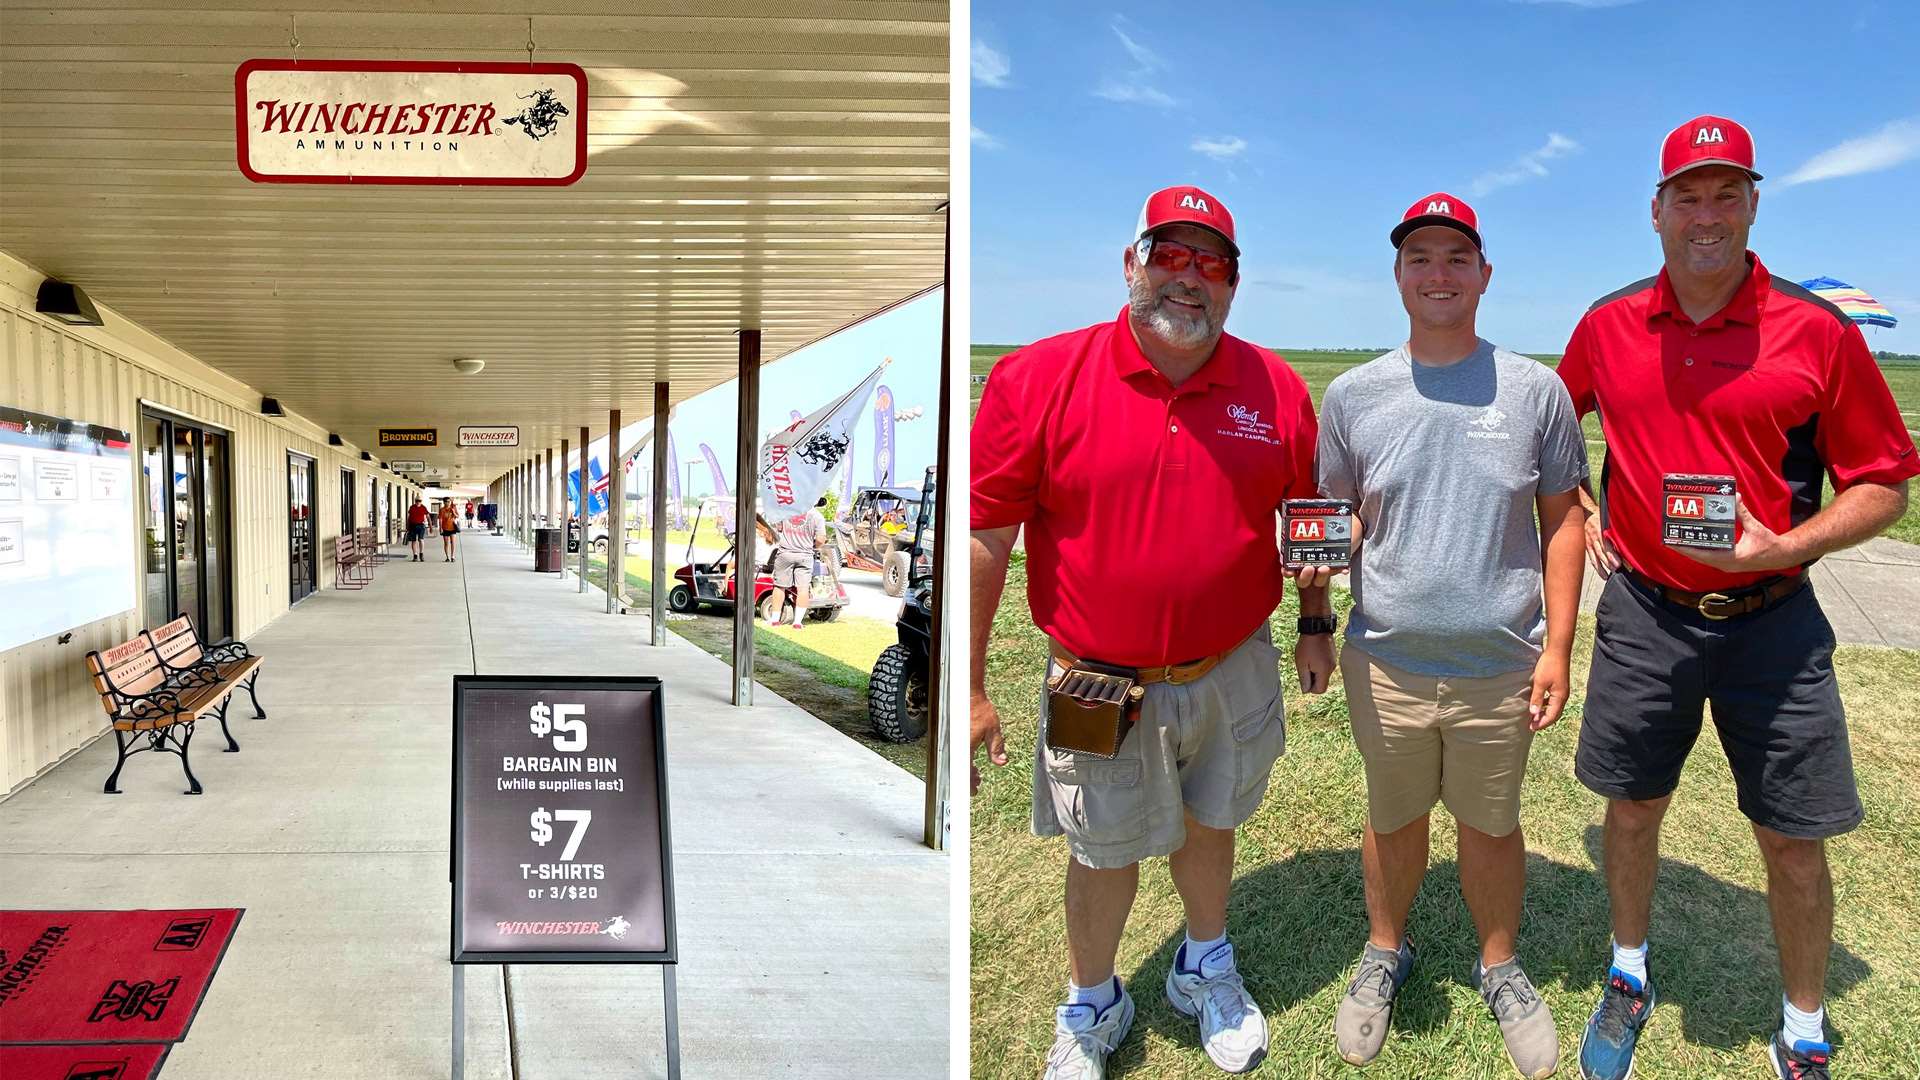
[1282,499,1354,568]
[1661,474,1737,550]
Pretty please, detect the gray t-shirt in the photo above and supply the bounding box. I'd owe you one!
[1317,340,1588,677]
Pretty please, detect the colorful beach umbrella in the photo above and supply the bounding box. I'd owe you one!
[1798,277,1897,329]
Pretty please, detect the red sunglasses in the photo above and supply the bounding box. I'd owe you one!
[1140,237,1237,284]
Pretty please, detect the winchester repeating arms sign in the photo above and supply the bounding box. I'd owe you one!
[236,60,588,185]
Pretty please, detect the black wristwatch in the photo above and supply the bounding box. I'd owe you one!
[1297,614,1338,637]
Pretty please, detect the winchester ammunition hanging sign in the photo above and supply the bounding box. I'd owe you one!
[236,60,588,185]
[452,675,676,964]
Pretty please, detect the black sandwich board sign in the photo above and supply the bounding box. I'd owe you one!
[451,675,676,963]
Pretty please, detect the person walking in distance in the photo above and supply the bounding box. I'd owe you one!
[406,496,429,562]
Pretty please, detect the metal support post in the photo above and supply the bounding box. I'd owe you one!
[925,204,952,849]
[558,438,570,575]
[608,408,622,612]
[663,964,682,1079]
[545,447,556,534]
[651,382,670,645]
[450,963,464,1080]
[578,427,590,592]
[732,329,761,706]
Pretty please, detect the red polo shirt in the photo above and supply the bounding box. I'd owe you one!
[1558,253,1918,592]
[972,308,1319,666]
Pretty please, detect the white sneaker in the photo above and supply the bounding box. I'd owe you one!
[1165,942,1269,1074]
[1043,983,1135,1080]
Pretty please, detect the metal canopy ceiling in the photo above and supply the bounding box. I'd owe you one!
[0,0,949,484]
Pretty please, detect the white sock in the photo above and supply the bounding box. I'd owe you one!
[1066,975,1118,1013]
[1181,931,1229,974]
[1611,939,1648,986]
[1781,995,1826,1047]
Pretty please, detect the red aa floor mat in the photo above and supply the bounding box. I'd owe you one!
[0,1042,171,1079]
[0,909,242,1045]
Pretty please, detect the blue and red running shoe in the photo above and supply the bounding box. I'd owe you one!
[1578,966,1656,1080]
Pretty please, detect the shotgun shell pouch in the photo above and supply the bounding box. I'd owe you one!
[1044,661,1143,759]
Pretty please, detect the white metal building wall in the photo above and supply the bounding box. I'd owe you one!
[0,255,413,796]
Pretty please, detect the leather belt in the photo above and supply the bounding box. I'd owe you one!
[1627,568,1806,621]
[1049,640,1229,686]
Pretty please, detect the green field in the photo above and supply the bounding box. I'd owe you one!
[971,557,1920,1079]
[973,345,1920,545]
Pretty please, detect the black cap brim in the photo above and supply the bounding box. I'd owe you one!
[1390,216,1483,252]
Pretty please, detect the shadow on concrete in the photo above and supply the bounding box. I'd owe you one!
[1106,826,1868,1072]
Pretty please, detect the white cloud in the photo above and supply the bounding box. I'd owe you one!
[971,40,1010,88]
[1779,118,1920,186]
[1093,17,1175,109]
[1192,135,1248,161]
[1094,81,1175,108]
[1110,22,1164,71]
[1469,132,1582,196]
[970,125,1000,149]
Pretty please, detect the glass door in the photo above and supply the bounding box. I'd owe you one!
[288,453,316,604]
[138,409,233,639]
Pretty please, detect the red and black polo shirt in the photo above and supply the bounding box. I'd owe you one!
[1558,252,1919,592]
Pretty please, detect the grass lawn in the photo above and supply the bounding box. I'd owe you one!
[972,555,1920,1079]
[585,556,927,778]
[973,345,1920,544]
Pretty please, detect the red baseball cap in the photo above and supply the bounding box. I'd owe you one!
[1658,115,1762,187]
[1390,192,1482,252]
[1135,185,1238,257]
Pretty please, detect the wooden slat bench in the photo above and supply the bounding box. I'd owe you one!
[83,616,268,795]
[336,530,373,589]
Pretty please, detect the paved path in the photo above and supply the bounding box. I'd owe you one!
[0,532,946,1078]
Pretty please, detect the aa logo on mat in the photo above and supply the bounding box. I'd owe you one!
[154,917,210,951]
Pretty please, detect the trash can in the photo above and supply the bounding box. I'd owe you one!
[533,527,564,573]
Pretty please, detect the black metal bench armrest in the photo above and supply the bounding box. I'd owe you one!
[204,641,253,664]
[119,688,188,723]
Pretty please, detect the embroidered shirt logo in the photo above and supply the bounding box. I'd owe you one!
[1466,405,1511,440]
[1219,403,1278,445]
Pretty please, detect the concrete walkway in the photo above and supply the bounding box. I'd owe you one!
[0,533,946,1077]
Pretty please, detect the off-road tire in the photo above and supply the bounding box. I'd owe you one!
[883,550,910,597]
[868,643,928,742]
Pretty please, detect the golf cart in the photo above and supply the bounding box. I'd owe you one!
[868,466,936,742]
[565,517,610,556]
[666,498,848,622]
[836,484,925,597]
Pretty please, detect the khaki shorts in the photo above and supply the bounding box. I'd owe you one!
[1032,627,1287,869]
[771,550,812,588]
[1341,645,1535,837]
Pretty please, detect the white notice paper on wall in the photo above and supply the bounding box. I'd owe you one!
[0,407,135,650]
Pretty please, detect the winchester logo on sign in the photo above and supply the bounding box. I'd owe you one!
[235,59,588,185]
[459,425,521,448]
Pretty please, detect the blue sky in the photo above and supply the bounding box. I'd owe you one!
[971,0,1920,355]
[541,289,942,502]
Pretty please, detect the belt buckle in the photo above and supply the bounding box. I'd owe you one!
[1696,592,1735,620]
[1165,659,1209,686]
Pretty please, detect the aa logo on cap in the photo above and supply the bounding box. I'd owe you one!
[1693,126,1726,146]
[1426,199,1452,215]
[1179,193,1212,214]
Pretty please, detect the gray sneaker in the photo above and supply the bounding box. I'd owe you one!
[1335,938,1415,1066]
[1473,958,1559,1079]
[1044,981,1135,1080]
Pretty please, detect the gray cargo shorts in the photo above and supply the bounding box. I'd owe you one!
[771,550,813,588]
[1032,625,1288,869]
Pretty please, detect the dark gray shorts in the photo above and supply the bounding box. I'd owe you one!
[1575,572,1861,839]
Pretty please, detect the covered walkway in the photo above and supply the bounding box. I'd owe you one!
[0,532,945,1077]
